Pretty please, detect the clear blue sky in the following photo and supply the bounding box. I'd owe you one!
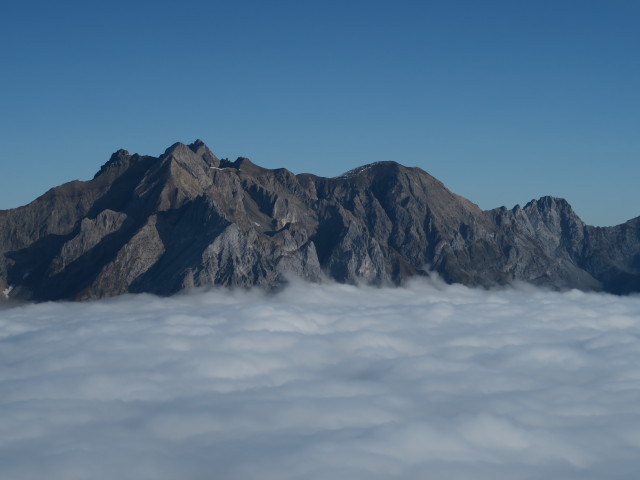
[1,0,638,226]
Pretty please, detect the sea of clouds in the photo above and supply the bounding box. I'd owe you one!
[1,279,640,479]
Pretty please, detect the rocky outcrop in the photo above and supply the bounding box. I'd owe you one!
[1,140,639,301]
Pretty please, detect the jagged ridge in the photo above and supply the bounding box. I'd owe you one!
[1,140,639,301]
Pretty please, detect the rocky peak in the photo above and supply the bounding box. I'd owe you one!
[163,141,220,168]
[188,139,207,153]
[232,157,269,176]
[112,148,130,159]
[523,196,584,229]
[524,196,571,211]
[162,142,190,157]
[94,149,133,178]
[338,161,403,180]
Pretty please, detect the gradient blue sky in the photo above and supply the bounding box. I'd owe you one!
[1,0,638,226]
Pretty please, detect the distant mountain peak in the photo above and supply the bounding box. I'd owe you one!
[1,139,639,301]
[339,161,402,179]
[188,139,207,152]
[163,141,189,155]
[94,148,133,178]
[161,140,219,168]
[113,148,130,158]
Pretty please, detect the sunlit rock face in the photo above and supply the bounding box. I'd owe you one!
[0,140,639,301]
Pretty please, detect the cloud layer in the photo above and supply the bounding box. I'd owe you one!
[1,280,640,479]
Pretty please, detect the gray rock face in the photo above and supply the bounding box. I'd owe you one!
[1,140,639,301]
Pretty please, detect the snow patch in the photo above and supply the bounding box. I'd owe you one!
[336,162,389,179]
[2,286,13,299]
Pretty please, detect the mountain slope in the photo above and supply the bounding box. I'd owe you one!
[1,140,639,301]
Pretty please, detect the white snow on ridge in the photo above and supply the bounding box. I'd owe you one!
[2,286,12,299]
[336,161,400,179]
[336,162,384,179]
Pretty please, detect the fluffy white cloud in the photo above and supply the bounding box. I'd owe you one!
[1,279,640,479]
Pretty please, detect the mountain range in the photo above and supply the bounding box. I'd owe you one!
[1,140,639,302]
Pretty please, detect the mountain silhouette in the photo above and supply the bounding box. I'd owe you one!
[1,140,639,301]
